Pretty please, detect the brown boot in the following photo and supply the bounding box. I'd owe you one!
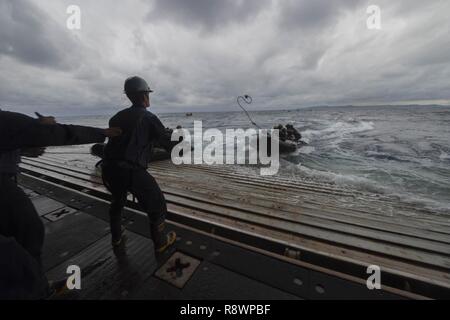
[151,222,176,253]
[156,231,177,254]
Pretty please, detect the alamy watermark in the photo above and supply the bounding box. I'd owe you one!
[366,265,381,290]
[170,121,280,176]
[67,5,382,31]
[66,5,81,30]
[66,265,81,290]
[367,5,382,30]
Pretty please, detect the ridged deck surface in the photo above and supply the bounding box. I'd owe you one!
[19,154,450,298]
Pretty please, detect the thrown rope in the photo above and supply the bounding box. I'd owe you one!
[237,95,261,129]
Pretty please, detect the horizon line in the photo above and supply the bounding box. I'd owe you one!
[52,103,450,118]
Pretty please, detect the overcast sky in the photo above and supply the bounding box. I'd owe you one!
[0,0,449,115]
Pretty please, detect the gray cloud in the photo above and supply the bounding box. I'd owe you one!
[0,0,449,116]
[0,0,81,70]
[277,0,364,30]
[147,0,270,32]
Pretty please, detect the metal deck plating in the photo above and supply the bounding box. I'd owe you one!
[17,154,450,299]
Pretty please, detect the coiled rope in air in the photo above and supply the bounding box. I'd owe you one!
[237,95,261,129]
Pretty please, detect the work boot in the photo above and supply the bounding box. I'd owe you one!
[111,225,126,248]
[46,279,73,300]
[156,231,177,254]
[151,222,177,254]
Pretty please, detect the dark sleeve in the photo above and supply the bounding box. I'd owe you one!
[108,116,115,128]
[147,113,177,152]
[0,111,105,152]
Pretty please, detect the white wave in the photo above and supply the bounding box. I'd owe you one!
[302,121,374,147]
[439,151,450,161]
[296,164,387,194]
[299,146,316,154]
[295,164,450,214]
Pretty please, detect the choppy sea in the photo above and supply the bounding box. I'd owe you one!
[52,105,450,215]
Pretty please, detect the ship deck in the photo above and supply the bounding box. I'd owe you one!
[17,154,450,299]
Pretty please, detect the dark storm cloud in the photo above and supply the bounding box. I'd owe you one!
[277,0,364,30]
[0,0,79,69]
[147,0,270,32]
[0,0,449,115]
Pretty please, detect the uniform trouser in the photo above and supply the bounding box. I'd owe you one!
[0,178,45,266]
[101,163,167,247]
[0,235,49,299]
[0,178,49,298]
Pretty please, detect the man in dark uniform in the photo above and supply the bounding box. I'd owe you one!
[0,112,55,185]
[0,234,49,299]
[0,110,121,298]
[0,149,20,183]
[102,76,177,253]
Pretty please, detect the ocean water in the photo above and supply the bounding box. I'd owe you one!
[54,105,450,214]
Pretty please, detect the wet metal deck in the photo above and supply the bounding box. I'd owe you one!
[18,154,450,299]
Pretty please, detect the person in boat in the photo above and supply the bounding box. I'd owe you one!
[0,110,121,299]
[272,124,287,142]
[102,76,177,253]
[274,124,283,130]
[280,127,288,142]
[286,124,302,142]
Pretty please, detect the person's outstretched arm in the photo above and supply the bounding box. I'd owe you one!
[147,113,178,152]
[0,111,121,153]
